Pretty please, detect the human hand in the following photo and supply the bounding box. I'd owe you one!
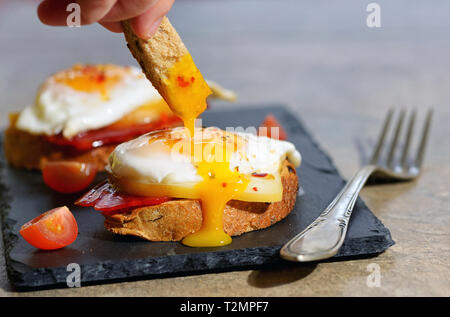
[37,0,175,39]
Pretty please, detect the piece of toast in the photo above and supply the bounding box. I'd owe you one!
[122,17,187,100]
[122,17,212,128]
[103,160,298,241]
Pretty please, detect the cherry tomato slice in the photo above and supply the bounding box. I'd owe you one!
[42,161,97,193]
[259,114,287,140]
[20,206,78,250]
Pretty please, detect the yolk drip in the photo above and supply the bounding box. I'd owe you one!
[157,54,245,247]
[123,128,250,247]
[54,64,121,100]
[161,54,212,135]
[109,52,240,247]
[181,130,250,247]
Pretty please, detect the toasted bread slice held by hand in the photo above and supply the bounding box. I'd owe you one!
[122,18,212,134]
[103,161,299,241]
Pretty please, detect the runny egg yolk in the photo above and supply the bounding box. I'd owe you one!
[111,53,235,247]
[160,54,212,136]
[156,54,243,246]
[108,127,291,246]
[181,131,250,247]
[139,129,250,247]
[53,64,122,100]
[183,159,249,247]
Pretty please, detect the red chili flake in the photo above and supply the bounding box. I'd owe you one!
[222,182,227,188]
[177,76,190,87]
[190,76,195,83]
[251,172,268,178]
[252,187,258,192]
[96,72,106,83]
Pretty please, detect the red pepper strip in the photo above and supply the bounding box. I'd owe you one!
[251,172,268,177]
[75,180,107,206]
[46,115,182,151]
[75,180,171,216]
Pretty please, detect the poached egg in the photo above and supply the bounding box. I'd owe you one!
[108,127,301,247]
[16,64,163,138]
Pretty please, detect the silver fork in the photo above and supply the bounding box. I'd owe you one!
[280,109,433,262]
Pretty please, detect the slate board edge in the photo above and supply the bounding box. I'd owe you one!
[265,105,395,249]
[236,105,394,250]
[0,105,395,291]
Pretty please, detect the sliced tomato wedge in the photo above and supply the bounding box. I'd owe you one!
[42,161,97,193]
[259,114,287,140]
[45,114,182,151]
[76,181,171,216]
[20,206,78,250]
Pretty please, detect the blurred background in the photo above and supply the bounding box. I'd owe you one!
[1,0,450,174]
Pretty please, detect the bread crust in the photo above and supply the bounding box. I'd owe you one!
[122,17,187,99]
[103,161,299,241]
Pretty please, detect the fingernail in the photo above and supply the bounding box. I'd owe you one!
[146,16,164,39]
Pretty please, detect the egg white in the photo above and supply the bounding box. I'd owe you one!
[16,66,161,138]
[108,127,301,185]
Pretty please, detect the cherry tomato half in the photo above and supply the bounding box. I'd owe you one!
[19,206,78,250]
[259,114,287,140]
[42,161,97,193]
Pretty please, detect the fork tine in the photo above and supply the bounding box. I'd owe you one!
[370,109,394,164]
[401,110,416,169]
[413,109,433,170]
[387,109,406,168]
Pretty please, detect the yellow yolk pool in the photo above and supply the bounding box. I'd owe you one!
[160,54,212,135]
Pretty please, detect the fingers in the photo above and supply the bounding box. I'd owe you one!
[129,0,174,39]
[98,21,123,33]
[75,0,118,24]
[37,0,75,26]
[37,0,175,39]
[38,0,117,26]
[100,0,159,22]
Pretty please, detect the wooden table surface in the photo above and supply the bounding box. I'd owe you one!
[0,0,449,296]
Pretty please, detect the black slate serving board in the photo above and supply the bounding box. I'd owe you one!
[0,105,394,290]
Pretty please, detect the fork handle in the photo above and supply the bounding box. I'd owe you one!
[280,165,377,262]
